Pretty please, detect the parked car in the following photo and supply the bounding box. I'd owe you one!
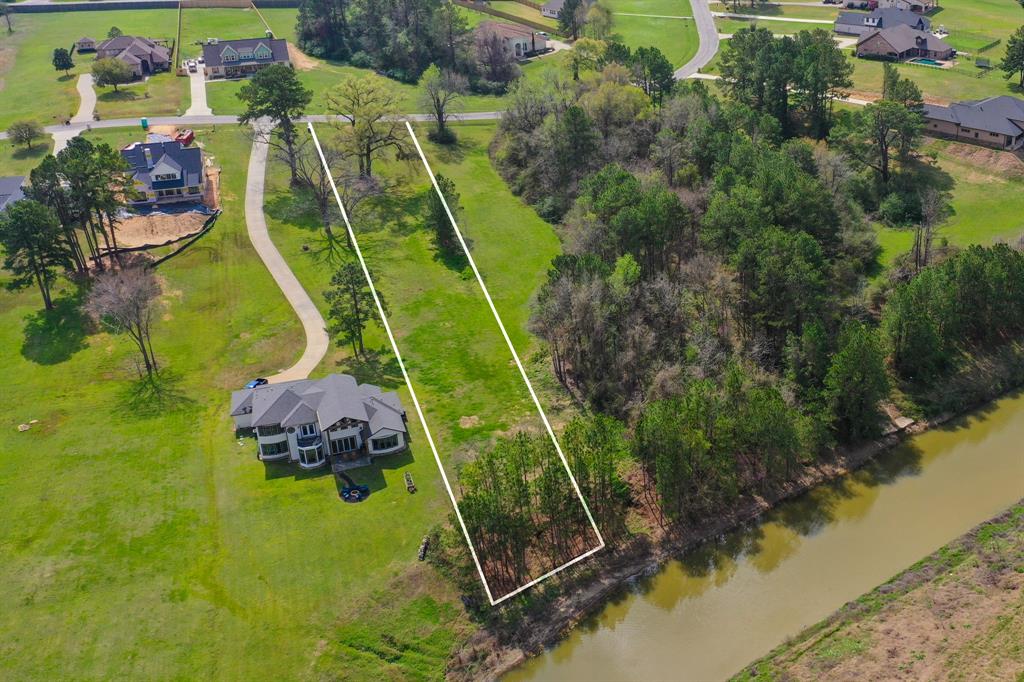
[244,378,268,389]
[197,56,205,65]
[187,60,197,73]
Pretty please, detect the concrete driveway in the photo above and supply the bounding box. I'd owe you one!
[185,70,213,117]
[70,74,96,124]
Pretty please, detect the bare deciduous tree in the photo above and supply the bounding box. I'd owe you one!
[86,262,161,376]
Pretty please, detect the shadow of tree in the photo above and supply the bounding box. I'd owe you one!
[11,144,50,163]
[433,243,470,274]
[336,348,404,390]
[21,293,93,365]
[116,369,197,419]
[97,89,144,103]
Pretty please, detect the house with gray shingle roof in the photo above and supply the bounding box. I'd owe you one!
[230,374,408,469]
[95,36,170,78]
[856,24,953,61]
[834,8,930,36]
[923,96,1024,150]
[0,176,26,212]
[201,37,290,80]
[121,138,204,207]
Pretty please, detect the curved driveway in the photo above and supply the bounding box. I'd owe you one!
[676,0,721,79]
[245,125,330,383]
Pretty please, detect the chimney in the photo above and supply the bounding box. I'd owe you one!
[143,146,153,168]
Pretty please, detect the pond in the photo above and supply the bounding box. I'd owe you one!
[505,392,1024,681]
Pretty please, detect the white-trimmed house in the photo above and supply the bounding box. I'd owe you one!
[230,374,408,470]
[202,37,291,80]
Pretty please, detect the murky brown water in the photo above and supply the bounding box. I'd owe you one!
[505,392,1024,682]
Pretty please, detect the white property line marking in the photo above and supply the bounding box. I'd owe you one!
[405,122,606,604]
[307,122,496,605]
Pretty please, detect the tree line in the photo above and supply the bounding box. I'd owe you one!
[296,0,523,94]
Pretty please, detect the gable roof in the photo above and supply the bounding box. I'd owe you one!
[543,0,566,12]
[0,176,25,212]
[120,140,203,190]
[96,36,170,63]
[924,96,1024,137]
[858,24,951,54]
[837,7,930,30]
[201,38,289,68]
[230,374,408,433]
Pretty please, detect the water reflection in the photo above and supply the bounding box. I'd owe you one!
[507,394,1024,682]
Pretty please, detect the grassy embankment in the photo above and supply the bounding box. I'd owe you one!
[0,10,187,130]
[734,502,1024,681]
[0,125,475,679]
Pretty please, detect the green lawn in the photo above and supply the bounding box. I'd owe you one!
[849,56,1020,102]
[178,8,270,60]
[607,0,700,66]
[875,139,1024,266]
[488,0,560,29]
[0,125,469,679]
[0,137,53,176]
[205,49,565,116]
[711,1,839,20]
[0,10,184,131]
[714,17,825,35]
[265,121,569,467]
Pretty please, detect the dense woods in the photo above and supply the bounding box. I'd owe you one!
[446,27,1024,551]
[296,0,520,93]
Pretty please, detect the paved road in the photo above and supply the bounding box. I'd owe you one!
[70,74,96,124]
[244,124,330,384]
[711,10,832,22]
[185,71,213,117]
[675,0,720,79]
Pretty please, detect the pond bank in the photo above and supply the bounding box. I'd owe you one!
[449,384,1024,681]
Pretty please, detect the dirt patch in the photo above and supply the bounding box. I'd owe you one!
[743,503,1024,681]
[148,124,180,137]
[937,140,1024,181]
[459,415,482,428]
[287,43,319,71]
[203,162,221,209]
[115,211,208,248]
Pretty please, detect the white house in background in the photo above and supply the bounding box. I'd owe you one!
[541,0,565,19]
[477,21,548,58]
[230,374,408,470]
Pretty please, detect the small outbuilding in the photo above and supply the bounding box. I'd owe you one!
[76,37,97,53]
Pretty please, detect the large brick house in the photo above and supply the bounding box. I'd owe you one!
[834,8,930,37]
[924,96,1024,151]
[856,24,954,61]
[95,36,171,78]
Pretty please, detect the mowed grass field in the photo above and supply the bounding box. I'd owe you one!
[203,6,567,116]
[0,125,471,679]
[0,10,186,130]
[606,0,700,66]
[264,121,569,469]
[875,139,1024,265]
[179,7,270,60]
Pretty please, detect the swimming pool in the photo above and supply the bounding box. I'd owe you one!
[910,58,945,67]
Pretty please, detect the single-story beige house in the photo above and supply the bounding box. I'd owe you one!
[95,36,171,78]
[924,96,1024,151]
[856,24,954,61]
[76,37,97,52]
